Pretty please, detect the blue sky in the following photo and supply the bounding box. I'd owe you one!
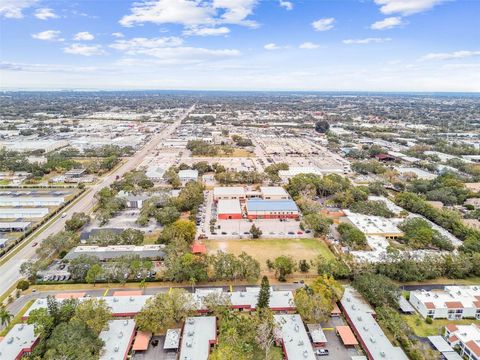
[1,0,479,91]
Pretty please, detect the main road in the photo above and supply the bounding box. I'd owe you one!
[0,105,194,298]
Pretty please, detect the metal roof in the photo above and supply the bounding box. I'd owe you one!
[217,199,242,214]
[246,199,298,212]
[179,317,216,360]
[0,324,38,360]
[274,314,316,360]
[99,319,135,360]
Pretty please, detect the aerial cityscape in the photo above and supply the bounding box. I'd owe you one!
[1,1,480,360]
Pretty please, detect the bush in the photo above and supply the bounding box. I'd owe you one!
[17,279,30,291]
[425,317,433,324]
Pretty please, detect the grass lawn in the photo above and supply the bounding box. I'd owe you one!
[403,313,480,337]
[143,230,161,244]
[206,238,334,271]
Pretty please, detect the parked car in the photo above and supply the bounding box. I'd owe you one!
[315,349,329,356]
[32,242,38,247]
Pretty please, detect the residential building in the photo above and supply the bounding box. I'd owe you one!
[274,314,316,360]
[246,199,299,219]
[307,324,327,348]
[0,222,31,232]
[0,324,39,360]
[340,287,409,360]
[63,245,166,261]
[343,211,404,239]
[99,319,136,360]
[0,196,64,207]
[445,323,480,360]
[179,316,217,360]
[409,285,480,320]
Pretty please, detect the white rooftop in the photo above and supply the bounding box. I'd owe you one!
[164,328,181,350]
[278,167,322,177]
[343,210,403,236]
[0,324,38,360]
[260,186,289,197]
[213,186,246,197]
[341,287,409,360]
[178,169,199,179]
[274,314,316,360]
[307,324,327,344]
[217,199,242,214]
[99,319,136,360]
[411,285,480,310]
[179,317,216,360]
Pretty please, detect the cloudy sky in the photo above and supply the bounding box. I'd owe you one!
[1,0,479,91]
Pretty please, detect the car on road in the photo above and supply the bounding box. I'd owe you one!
[297,231,304,235]
[287,231,295,235]
[315,349,329,356]
[61,212,67,218]
[32,242,38,247]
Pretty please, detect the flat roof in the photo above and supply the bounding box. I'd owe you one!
[410,285,480,310]
[213,187,245,196]
[164,328,181,350]
[99,319,136,360]
[0,221,31,229]
[179,317,216,360]
[427,335,454,353]
[398,296,415,313]
[343,210,403,236]
[178,169,198,178]
[64,245,165,260]
[336,326,358,346]
[260,186,289,197]
[340,287,408,360]
[307,324,327,343]
[246,199,298,212]
[0,324,38,360]
[217,199,242,214]
[274,314,316,360]
[132,331,151,351]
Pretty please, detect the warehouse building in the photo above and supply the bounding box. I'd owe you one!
[260,186,290,200]
[409,285,480,320]
[63,245,165,261]
[217,199,243,220]
[178,169,198,184]
[213,186,246,201]
[0,221,31,232]
[0,208,49,219]
[179,317,217,360]
[340,287,409,360]
[0,324,39,360]
[246,199,299,219]
[274,314,316,360]
[343,210,404,239]
[99,319,136,360]
[0,196,65,207]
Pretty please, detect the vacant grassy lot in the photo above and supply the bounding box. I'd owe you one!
[403,313,480,337]
[206,238,335,271]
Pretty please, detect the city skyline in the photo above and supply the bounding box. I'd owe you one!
[1,0,480,91]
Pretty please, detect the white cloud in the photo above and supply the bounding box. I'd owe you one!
[279,0,293,10]
[374,0,446,16]
[420,50,480,61]
[34,8,58,20]
[119,0,258,28]
[112,32,125,38]
[264,43,282,50]
[299,42,319,49]
[73,32,95,41]
[312,17,335,31]
[343,37,391,44]
[184,26,230,36]
[0,0,36,18]
[110,37,184,52]
[64,44,106,56]
[370,16,403,30]
[32,30,63,41]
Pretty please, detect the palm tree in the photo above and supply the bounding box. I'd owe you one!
[0,306,13,326]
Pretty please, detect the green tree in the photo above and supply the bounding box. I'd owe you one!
[272,256,296,281]
[353,273,399,308]
[337,222,367,250]
[120,228,144,245]
[72,298,112,335]
[249,224,262,239]
[64,212,90,232]
[155,206,181,226]
[85,264,104,286]
[135,289,194,333]
[302,213,332,236]
[158,219,197,245]
[257,276,270,309]
[0,305,13,326]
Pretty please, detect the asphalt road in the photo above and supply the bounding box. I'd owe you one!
[0,105,194,299]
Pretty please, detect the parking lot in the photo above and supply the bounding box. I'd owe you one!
[132,336,177,360]
[86,209,159,233]
[320,317,364,360]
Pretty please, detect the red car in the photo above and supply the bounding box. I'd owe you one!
[297,231,304,235]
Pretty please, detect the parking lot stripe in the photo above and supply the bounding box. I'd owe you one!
[103,288,109,297]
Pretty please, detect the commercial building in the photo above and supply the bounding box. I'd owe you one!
[178,169,199,183]
[0,221,31,232]
[0,324,39,360]
[409,285,480,320]
[145,166,165,181]
[343,211,404,239]
[213,186,246,201]
[260,186,290,200]
[0,196,64,207]
[179,316,217,360]
[278,166,322,182]
[246,199,299,219]
[274,314,316,360]
[217,199,243,220]
[63,245,165,261]
[445,323,480,360]
[99,319,136,360]
[340,287,409,360]
[0,208,49,219]
[0,140,68,153]
[394,167,437,181]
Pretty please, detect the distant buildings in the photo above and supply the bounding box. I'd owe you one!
[0,207,49,219]
[0,196,64,207]
[409,285,480,320]
[342,210,404,239]
[178,169,199,184]
[63,245,166,261]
